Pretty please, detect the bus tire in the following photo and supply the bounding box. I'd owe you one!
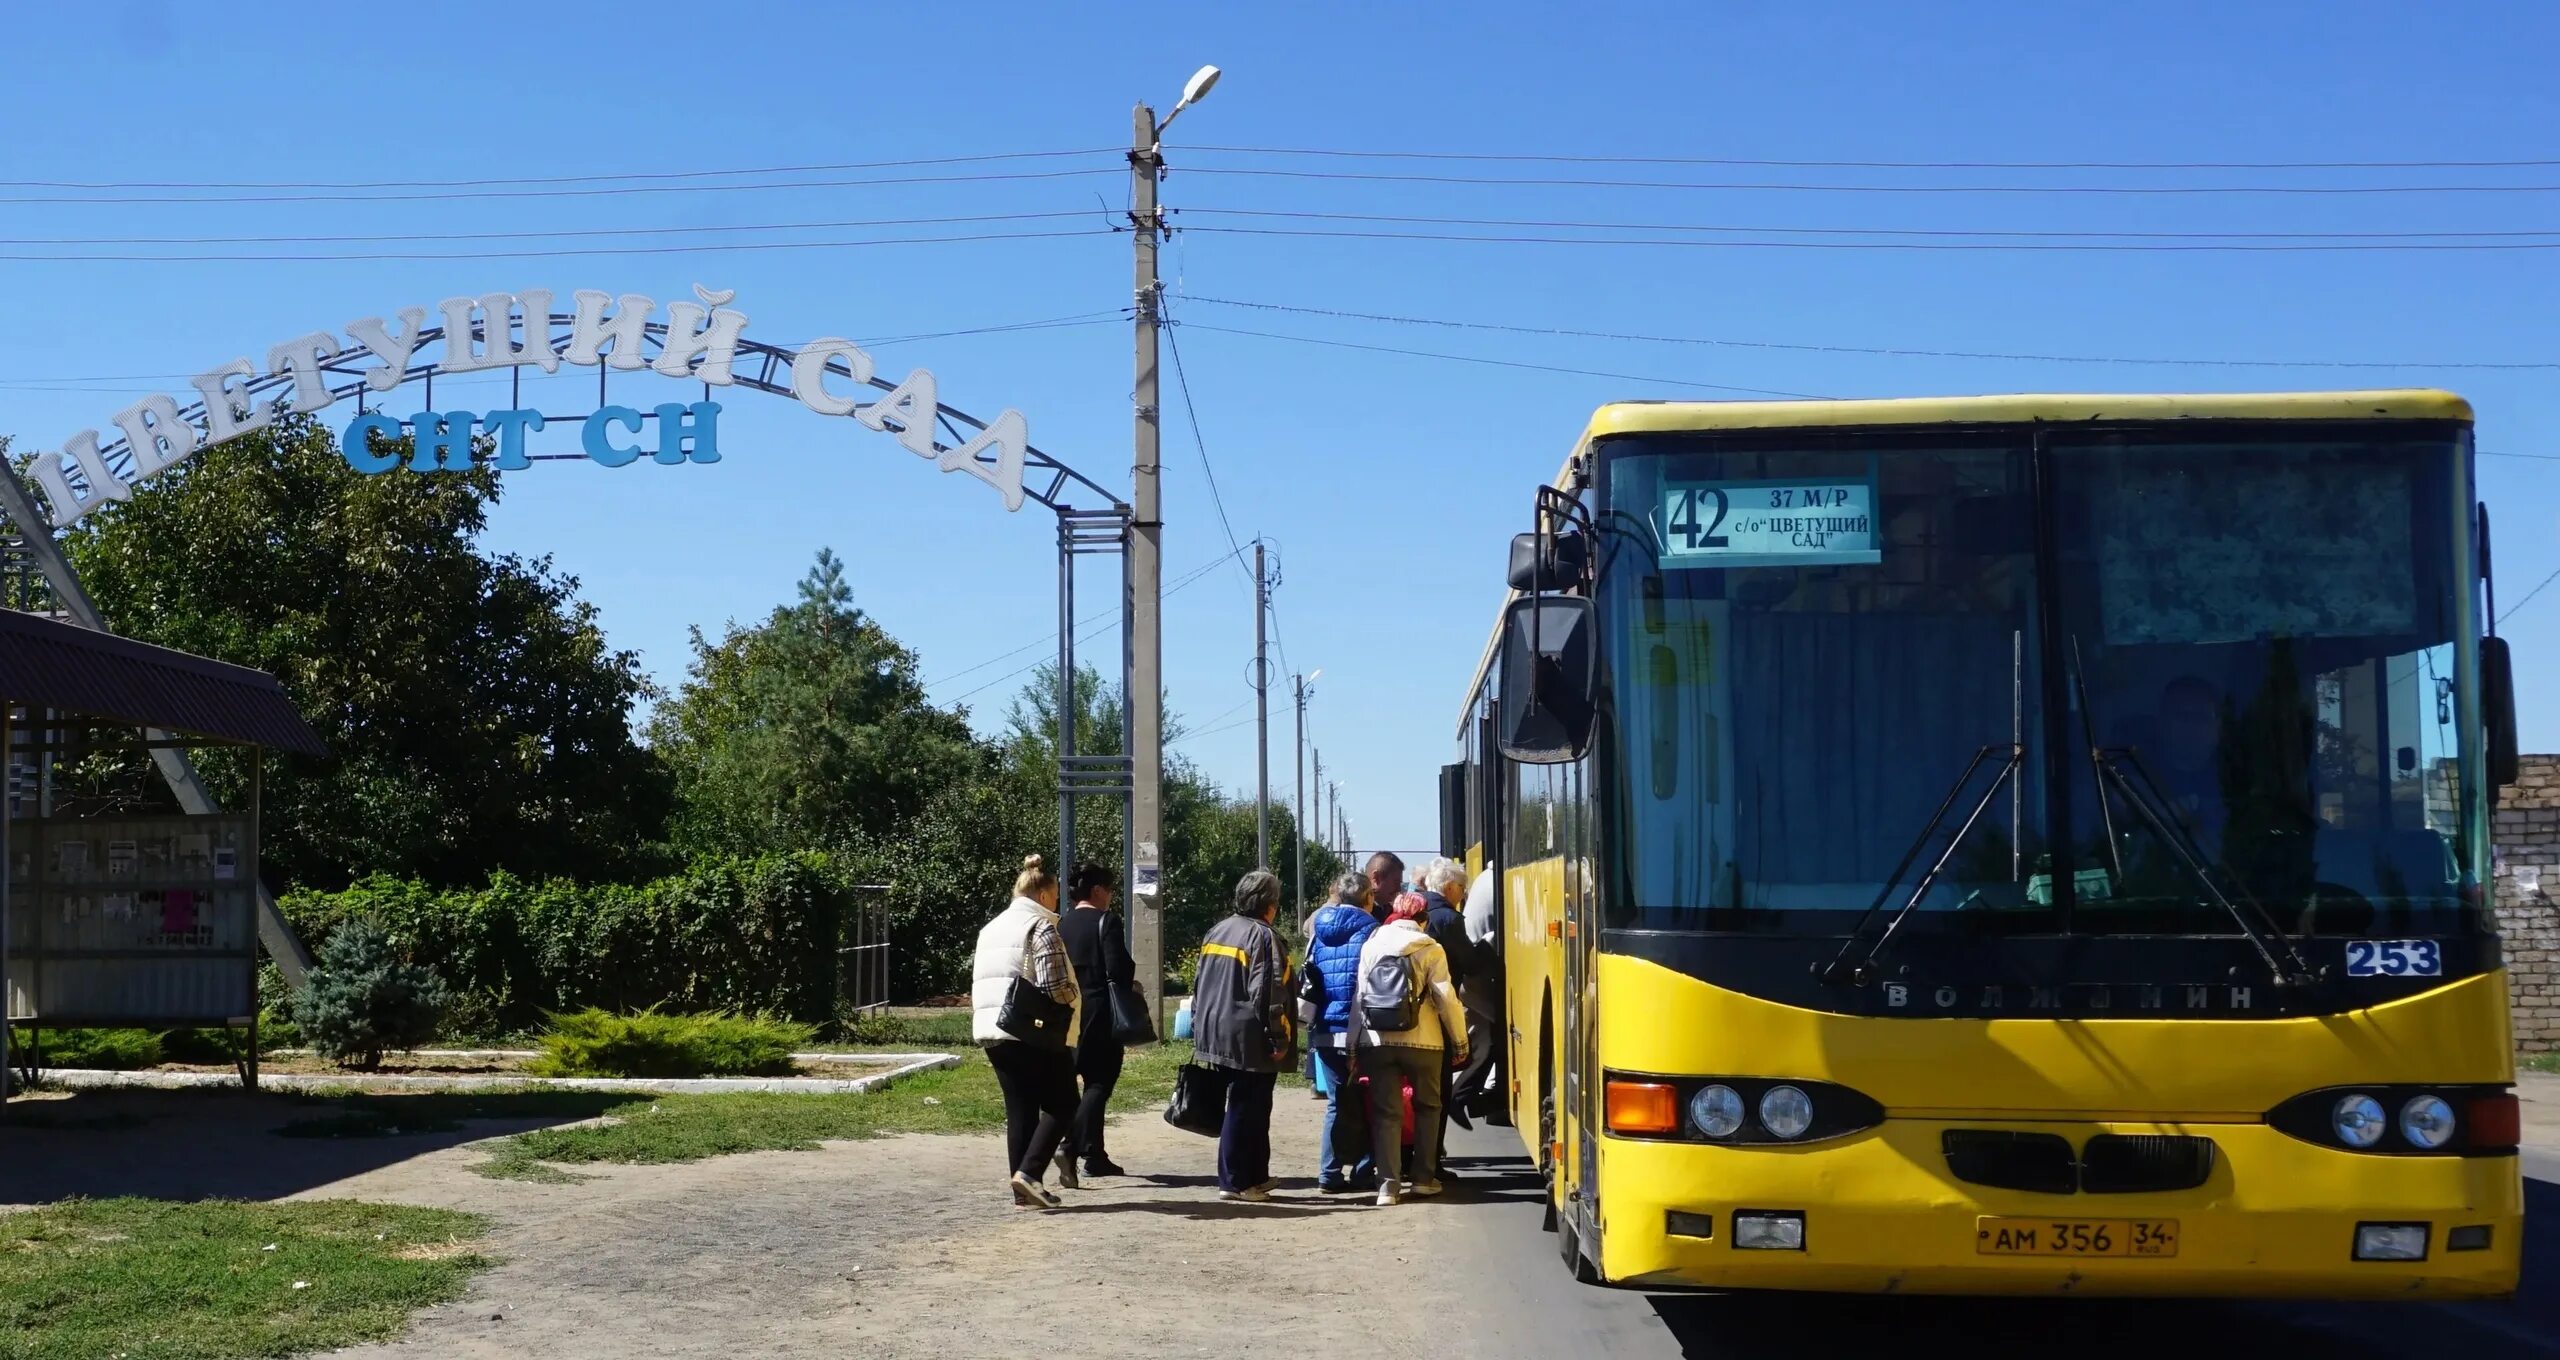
[1558,1201,1601,1284]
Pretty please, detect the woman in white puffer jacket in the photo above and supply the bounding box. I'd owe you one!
[970,854,1081,1208]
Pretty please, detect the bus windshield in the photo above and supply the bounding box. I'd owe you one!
[1594,425,2485,939]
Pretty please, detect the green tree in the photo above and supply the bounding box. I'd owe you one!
[652,548,981,859]
[49,416,670,890]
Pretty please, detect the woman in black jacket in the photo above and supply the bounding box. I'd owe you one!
[1058,862,1137,1177]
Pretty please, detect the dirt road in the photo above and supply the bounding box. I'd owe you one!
[297,1082,1458,1359]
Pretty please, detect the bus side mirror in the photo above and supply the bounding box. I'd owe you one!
[1498,594,1596,765]
[2484,635,2520,790]
[1507,529,1588,593]
[1438,762,1470,858]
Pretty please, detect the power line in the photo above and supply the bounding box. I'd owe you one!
[1187,144,2560,172]
[0,167,1121,207]
[0,227,1113,263]
[1181,321,1831,399]
[929,550,1238,689]
[0,210,1100,248]
[0,148,1118,192]
[1175,293,2560,372]
[1182,224,2560,253]
[1180,206,2560,244]
[932,549,1243,701]
[0,312,1131,389]
[1184,166,2560,196]
[1159,311,1258,593]
[2499,566,2560,625]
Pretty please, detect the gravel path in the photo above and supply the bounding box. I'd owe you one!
[294,1076,1461,1359]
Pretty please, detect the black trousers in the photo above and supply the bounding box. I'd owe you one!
[987,1040,1079,1180]
[1072,1035,1125,1164]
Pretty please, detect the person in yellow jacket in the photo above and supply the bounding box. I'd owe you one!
[1350,893,1468,1206]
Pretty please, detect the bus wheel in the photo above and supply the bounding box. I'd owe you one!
[1558,1199,1601,1284]
[1538,1092,1558,1233]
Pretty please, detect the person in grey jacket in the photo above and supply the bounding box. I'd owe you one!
[1190,869,1295,1202]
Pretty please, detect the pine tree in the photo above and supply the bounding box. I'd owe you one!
[292,918,450,1070]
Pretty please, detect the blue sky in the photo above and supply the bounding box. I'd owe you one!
[4,1,2555,853]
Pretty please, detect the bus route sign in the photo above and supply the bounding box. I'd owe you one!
[1659,476,1882,568]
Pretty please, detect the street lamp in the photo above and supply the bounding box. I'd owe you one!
[1129,61,1223,1041]
[1154,64,1222,143]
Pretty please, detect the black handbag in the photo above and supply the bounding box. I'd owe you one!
[996,975,1074,1050]
[1163,1061,1230,1136]
[1108,982,1157,1044]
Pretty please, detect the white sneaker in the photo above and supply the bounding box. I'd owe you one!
[1010,1174,1061,1209]
[1375,1182,1403,1207]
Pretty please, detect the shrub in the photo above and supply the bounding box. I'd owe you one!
[529,1009,814,1079]
[19,1028,163,1070]
[278,852,852,1034]
[835,1008,972,1047]
[293,917,451,1070]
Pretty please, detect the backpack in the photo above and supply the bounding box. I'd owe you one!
[1360,949,1419,1033]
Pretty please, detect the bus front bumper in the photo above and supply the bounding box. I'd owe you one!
[1595,1120,2522,1299]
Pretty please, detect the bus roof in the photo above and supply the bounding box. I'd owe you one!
[1456,388,2473,733]
[1583,388,2470,440]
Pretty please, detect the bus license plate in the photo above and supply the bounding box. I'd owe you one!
[1976,1217,2179,1258]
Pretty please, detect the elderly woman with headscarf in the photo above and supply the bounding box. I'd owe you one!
[1191,868,1296,1202]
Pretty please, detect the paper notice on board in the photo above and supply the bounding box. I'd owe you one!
[1133,841,1162,897]
[212,848,238,880]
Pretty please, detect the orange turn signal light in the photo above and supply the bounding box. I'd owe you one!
[1605,1080,1680,1135]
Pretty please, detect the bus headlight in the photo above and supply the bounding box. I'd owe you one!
[1690,1084,1745,1139]
[2331,1094,2387,1148]
[2399,1095,2457,1150]
[1759,1085,1815,1140]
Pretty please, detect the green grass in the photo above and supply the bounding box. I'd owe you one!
[0,1198,491,1360]
[474,1042,1202,1180]
[2523,1051,2560,1075]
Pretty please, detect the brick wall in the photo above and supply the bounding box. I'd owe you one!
[2496,754,2560,1052]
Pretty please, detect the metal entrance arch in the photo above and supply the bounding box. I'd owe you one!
[0,308,1136,977]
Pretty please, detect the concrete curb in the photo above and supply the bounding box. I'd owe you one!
[28,1052,961,1097]
[260,1048,953,1066]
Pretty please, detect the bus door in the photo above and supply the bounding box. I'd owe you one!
[1562,756,1600,1227]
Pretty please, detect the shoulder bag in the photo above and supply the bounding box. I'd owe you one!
[997,975,1074,1049]
[995,916,1074,1049]
[1108,980,1157,1044]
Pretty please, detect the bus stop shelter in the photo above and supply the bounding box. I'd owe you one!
[0,607,324,1097]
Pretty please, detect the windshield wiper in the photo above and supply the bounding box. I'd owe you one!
[2087,746,2327,992]
[2061,638,2323,994]
[1815,743,2023,988]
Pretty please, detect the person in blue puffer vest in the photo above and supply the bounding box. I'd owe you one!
[1298,871,1381,1192]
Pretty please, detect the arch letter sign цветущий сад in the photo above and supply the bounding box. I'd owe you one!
[22,285,1046,526]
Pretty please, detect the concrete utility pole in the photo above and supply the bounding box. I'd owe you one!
[1128,65,1217,1039]
[1291,670,1318,910]
[1311,754,1322,865]
[1253,541,1270,870]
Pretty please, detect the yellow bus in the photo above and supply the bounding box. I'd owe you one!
[1442,391,2525,1297]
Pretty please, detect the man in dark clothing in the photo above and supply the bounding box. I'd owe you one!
[1419,859,1495,1141]
[1058,863,1135,1177]
[1191,869,1294,1201]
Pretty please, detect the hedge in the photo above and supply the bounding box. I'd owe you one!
[278,853,850,1034]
